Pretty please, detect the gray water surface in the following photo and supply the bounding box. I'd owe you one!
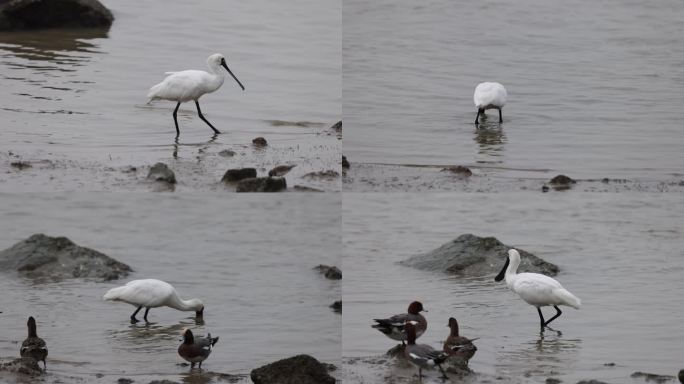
[0,193,341,383]
[0,0,341,191]
[343,0,684,190]
[342,193,684,383]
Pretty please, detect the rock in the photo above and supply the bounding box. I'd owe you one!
[441,165,472,176]
[576,381,611,384]
[630,372,675,383]
[292,185,324,192]
[252,137,268,147]
[303,170,340,180]
[313,265,342,280]
[0,357,42,376]
[603,363,615,366]
[678,369,684,384]
[399,234,559,277]
[550,174,576,185]
[10,161,31,170]
[0,0,114,30]
[546,379,562,384]
[222,168,257,182]
[250,354,335,384]
[542,185,550,193]
[331,121,342,133]
[117,379,134,384]
[236,177,286,192]
[147,163,176,184]
[342,155,350,169]
[268,165,296,177]
[330,300,341,313]
[121,166,137,174]
[218,149,236,157]
[0,234,132,281]
[147,381,180,384]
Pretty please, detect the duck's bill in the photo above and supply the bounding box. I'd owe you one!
[221,62,245,91]
[494,257,510,282]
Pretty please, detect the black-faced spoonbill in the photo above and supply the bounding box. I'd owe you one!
[474,82,507,124]
[372,301,427,345]
[147,53,245,136]
[20,316,48,369]
[103,279,204,324]
[404,321,449,380]
[443,317,478,366]
[495,249,581,330]
[178,329,219,369]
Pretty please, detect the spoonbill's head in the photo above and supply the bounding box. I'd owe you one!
[407,301,426,314]
[207,53,245,91]
[495,249,517,282]
[186,298,204,317]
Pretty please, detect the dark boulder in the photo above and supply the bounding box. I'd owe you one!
[678,369,684,384]
[630,372,675,384]
[236,177,286,192]
[250,354,335,384]
[147,163,176,184]
[399,234,559,277]
[0,234,132,281]
[0,0,113,30]
[222,168,257,182]
[330,300,341,313]
[252,137,268,147]
[342,155,350,169]
[548,174,576,191]
[441,165,472,177]
[314,265,342,280]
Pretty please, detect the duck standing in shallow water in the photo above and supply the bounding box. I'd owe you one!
[20,316,48,369]
[178,329,219,369]
[443,317,477,366]
[372,301,427,345]
[474,82,507,124]
[103,279,204,324]
[495,249,581,330]
[404,321,448,380]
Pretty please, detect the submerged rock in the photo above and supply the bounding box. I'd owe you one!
[331,121,342,133]
[218,149,236,157]
[303,170,339,180]
[576,381,611,384]
[236,177,286,192]
[399,234,559,277]
[678,369,684,384]
[222,168,257,182]
[252,137,268,147]
[268,165,296,177]
[0,357,42,376]
[342,155,350,169]
[0,234,132,281]
[548,174,576,191]
[441,165,473,177]
[330,300,341,313]
[314,264,342,280]
[630,371,675,383]
[147,163,176,184]
[10,161,31,170]
[0,0,114,30]
[250,354,335,384]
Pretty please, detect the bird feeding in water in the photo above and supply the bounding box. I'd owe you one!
[474,82,506,125]
[103,279,204,324]
[20,316,48,369]
[147,53,245,136]
[495,249,581,330]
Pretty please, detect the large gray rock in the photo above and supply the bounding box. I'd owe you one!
[250,355,335,384]
[236,177,286,192]
[0,0,113,30]
[399,234,559,277]
[0,234,132,281]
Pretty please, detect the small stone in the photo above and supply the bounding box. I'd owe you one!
[314,265,342,279]
[546,379,561,384]
[601,178,610,183]
[268,165,296,177]
[236,177,286,192]
[147,163,176,184]
[603,363,615,366]
[118,379,134,384]
[218,149,236,157]
[441,165,472,176]
[10,161,32,170]
[303,170,340,179]
[95,373,105,378]
[252,137,268,147]
[549,174,576,185]
[121,166,137,173]
[342,155,350,169]
[222,168,257,182]
[293,185,324,192]
[331,121,342,132]
[542,185,550,193]
[330,300,342,313]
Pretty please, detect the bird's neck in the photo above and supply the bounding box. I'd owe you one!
[449,324,459,338]
[28,324,37,338]
[167,294,196,312]
[505,258,520,285]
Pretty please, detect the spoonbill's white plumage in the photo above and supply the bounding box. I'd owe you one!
[147,53,245,136]
[495,249,580,330]
[474,82,506,124]
[103,279,204,324]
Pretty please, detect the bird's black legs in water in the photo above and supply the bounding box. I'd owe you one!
[537,307,545,329]
[475,108,484,125]
[172,102,181,137]
[131,306,142,324]
[538,306,563,329]
[498,108,503,123]
[195,101,221,135]
[143,307,150,323]
[418,367,423,379]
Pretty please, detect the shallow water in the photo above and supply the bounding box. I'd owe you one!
[0,0,341,191]
[343,0,684,189]
[0,193,341,383]
[342,193,684,383]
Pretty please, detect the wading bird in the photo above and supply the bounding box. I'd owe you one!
[178,329,219,369]
[372,301,427,344]
[474,82,506,124]
[20,316,48,369]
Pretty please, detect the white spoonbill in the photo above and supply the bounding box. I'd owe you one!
[474,82,506,124]
[147,53,245,136]
[494,249,580,330]
[103,279,204,324]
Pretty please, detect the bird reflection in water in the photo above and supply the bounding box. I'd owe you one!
[473,120,507,164]
[172,133,218,160]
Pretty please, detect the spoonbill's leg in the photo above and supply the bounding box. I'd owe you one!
[475,108,484,125]
[130,306,143,324]
[543,306,562,327]
[498,108,503,123]
[173,102,181,136]
[195,100,221,134]
[143,307,151,322]
[537,307,546,329]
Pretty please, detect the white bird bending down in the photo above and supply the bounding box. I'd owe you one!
[474,82,506,125]
[103,279,204,324]
[147,53,245,136]
[495,249,580,330]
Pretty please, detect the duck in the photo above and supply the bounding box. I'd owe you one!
[443,317,477,366]
[178,329,219,369]
[372,301,427,344]
[20,316,48,369]
[404,321,448,380]
[103,279,204,324]
[474,82,507,124]
[495,249,581,330]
